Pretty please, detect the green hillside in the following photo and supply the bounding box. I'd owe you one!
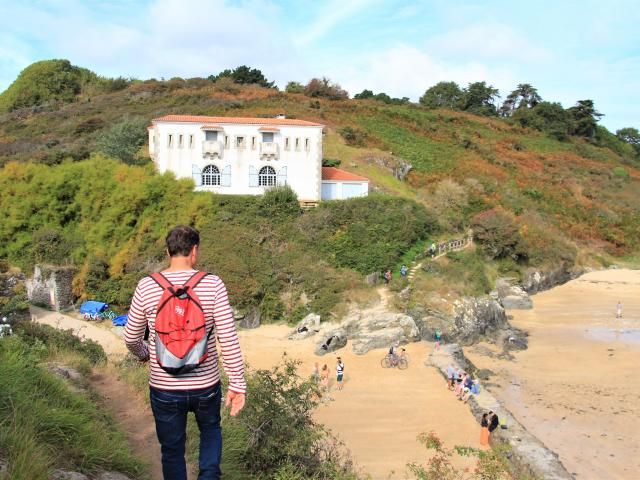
[0,60,639,317]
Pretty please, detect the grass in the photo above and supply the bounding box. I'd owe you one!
[0,329,148,480]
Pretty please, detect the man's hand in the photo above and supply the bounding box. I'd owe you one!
[225,391,245,417]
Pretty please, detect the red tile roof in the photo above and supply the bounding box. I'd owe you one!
[153,114,323,127]
[322,167,369,182]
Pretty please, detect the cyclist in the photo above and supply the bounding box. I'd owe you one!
[388,343,399,366]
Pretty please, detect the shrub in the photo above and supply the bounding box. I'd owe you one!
[322,158,341,167]
[285,82,305,94]
[611,166,629,178]
[338,127,367,147]
[304,78,348,100]
[236,358,358,479]
[471,208,523,260]
[95,118,148,164]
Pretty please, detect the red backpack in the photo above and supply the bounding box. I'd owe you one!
[149,271,213,375]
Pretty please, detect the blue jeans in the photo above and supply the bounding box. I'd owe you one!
[150,384,222,480]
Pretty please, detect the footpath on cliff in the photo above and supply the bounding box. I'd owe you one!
[32,287,484,480]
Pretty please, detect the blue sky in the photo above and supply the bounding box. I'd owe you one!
[0,0,638,130]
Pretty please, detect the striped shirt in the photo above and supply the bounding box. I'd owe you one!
[124,270,246,393]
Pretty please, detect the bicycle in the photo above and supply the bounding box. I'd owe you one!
[380,352,409,370]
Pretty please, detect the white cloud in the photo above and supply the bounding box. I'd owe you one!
[426,22,552,63]
[293,0,374,47]
[325,44,518,101]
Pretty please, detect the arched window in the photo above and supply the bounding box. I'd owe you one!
[258,166,276,187]
[202,165,220,186]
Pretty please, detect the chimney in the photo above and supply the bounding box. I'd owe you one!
[275,113,286,119]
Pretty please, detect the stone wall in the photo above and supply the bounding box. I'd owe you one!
[26,264,76,311]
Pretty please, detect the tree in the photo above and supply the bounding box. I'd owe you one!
[419,81,463,110]
[471,208,523,260]
[567,99,603,139]
[303,78,348,100]
[460,82,500,116]
[511,101,574,140]
[354,89,375,99]
[355,89,409,104]
[500,83,542,116]
[96,118,148,164]
[285,81,304,94]
[616,127,640,157]
[207,65,274,88]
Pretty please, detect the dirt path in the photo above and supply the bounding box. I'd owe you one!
[90,368,164,480]
[30,307,166,479]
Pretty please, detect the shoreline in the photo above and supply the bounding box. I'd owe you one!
[466,269,640,480]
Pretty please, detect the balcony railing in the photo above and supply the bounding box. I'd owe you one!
[260,142,279,158]
[203,141,223,157]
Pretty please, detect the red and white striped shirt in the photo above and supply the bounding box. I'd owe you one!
[124,270,246,393]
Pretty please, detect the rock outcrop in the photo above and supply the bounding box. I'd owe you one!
[495,278,533,309]
[522,266,581,295]
[430,345,572,480]
[351,312,420,355]
[288,313,321,340]
[26,264,75,311]
[315,328,348,355]
[238,306,260,329]
[451,297,508,345]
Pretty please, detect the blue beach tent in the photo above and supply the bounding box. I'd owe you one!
[112,315,128,327]
[79,301,108,315]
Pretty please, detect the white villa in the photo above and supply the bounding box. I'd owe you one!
[148,114,368,203]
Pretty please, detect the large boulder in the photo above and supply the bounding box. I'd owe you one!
[495,278,533,309]
[315,328,348,356]
[451,297,507,345]
[522,266,581,295]
[50,471,89,480]
[239,307,260,329]
[351,327,407,355]
[95,472,133,480]
[288,313,321,340]
[351,313,420,355]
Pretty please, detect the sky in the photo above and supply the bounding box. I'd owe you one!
[0,0,638,131]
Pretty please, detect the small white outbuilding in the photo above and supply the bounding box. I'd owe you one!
[321,167,369,200]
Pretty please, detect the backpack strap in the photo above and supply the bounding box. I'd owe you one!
[183,271,211,290]
[149,272,173,291]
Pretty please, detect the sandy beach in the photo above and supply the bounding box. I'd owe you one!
[466,269,640,480]
[238,326,483,479]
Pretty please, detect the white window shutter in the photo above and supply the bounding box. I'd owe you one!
[192,165,202,187]
[221,165,231,187]
[277,166,288,186]
[249,165,258,187]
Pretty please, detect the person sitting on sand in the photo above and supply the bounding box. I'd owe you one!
[488,411,500,434]
[480,413,490,446]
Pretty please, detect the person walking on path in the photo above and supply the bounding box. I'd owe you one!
[400,265,408,277]
[124,225,246,480]
[480,413,490,446]
[616,301,623,319]
[383,270,392,284]
[336,357,345,390]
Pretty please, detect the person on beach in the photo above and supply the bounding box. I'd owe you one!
[434,329,442,350]
[124,225,246,480]
[480,413,490,446]
[336,357,345,390]
[454,370,464,396]
[446,364,455,390]
[616,301,623,318]
[488,411,500,434]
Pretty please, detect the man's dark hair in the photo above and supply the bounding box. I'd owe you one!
[166,225,200,257]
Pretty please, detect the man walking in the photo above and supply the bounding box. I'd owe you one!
[616,301,623,319]
[124,225,246,480]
